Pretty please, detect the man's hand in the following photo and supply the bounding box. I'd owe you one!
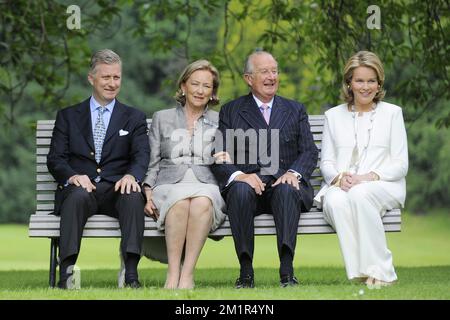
[235,173,266,195]
[143,186,159,220]
[68,174,96,192]
[272,172,300,190]
[114,174,141,194]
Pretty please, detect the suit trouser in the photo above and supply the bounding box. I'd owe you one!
[58,182,145,262]
[223,180,307,263]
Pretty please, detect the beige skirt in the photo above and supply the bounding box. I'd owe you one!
[141,168,226,263]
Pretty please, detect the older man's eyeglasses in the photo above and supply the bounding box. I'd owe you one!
[253,69,279,76]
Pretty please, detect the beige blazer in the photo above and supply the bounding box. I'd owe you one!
[144,105,219,188]
[314,101,409,207]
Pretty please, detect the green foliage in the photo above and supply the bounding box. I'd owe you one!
[0,120,35,223]
[0,0,448,222]
[128,0,224,114]
[214,0,449,123]
[0,0,128,222]
[406,117,450,213]
[0,0,124,122]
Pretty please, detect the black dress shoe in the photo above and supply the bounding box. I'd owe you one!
[56,280,68,289]
[235,275,254,289]
[124,279,141,289]
[280,275,299,287]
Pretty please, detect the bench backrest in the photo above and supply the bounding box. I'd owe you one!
[35,116,324,215]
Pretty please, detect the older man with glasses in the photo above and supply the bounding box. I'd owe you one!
[211,50,318,288]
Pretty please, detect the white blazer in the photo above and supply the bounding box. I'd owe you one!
[314,101,409,207]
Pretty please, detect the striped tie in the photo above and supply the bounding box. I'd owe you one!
[260,104,270,124]
[93,107,107,164]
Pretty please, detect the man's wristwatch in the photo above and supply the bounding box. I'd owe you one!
[287,169,302,181]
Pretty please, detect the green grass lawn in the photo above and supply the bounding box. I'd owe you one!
[0,210,449,299]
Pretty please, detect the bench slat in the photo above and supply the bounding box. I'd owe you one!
[29,223,400,238]
[29,210,401,237]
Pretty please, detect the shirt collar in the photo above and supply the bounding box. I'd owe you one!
[252,94,274,109]
[90,96,115,113]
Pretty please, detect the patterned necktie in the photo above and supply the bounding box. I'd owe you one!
[93,107,107,164]
[260,104,270,124]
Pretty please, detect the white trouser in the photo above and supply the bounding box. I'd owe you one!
[323,182,400,282]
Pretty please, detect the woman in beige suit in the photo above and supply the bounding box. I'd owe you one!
[314,51,408,288]
[142,60,226,289]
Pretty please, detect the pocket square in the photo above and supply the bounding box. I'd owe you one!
[119,129,129,136]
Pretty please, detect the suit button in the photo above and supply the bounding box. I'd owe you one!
[97,168,101,173]
[90,152,94,156]
[59,186,63,190]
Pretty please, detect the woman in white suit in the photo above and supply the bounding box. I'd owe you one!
[141,60,226,289]
[314,51,408,288]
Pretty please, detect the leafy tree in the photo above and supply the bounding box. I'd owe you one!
[212,0,449,126]
[0,0,448,221]
[406,106,450,212]
[0,0,124,222]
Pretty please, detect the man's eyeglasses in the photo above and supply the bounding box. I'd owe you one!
[253,69,279,76]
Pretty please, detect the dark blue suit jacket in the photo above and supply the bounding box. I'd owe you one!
[47,98,150,213]
[211,93,318,210]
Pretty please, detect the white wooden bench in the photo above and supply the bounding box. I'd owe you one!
[29,116,401,287]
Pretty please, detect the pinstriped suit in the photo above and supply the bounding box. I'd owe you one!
[211,93,319,265]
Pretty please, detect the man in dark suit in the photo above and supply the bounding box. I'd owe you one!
[47,49,150,289]
[211,51,318,288]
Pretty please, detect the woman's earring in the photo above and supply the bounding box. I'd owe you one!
[182,91,185,96]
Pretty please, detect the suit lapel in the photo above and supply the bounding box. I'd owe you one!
[103,100,128,144]
[238,93,268,129]
[264,96,292,157]
[75,98,95,151]
[269,96,291,130]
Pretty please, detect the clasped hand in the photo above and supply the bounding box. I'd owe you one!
[339,172,377,192]
[143,186,159,220]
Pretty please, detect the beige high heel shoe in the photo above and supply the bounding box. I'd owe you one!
[366,277,395,289]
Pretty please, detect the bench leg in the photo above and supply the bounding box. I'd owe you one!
[49,238,59,288]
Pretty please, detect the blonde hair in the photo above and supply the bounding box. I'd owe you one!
[340,51,386,106]
[174,60,220,106]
